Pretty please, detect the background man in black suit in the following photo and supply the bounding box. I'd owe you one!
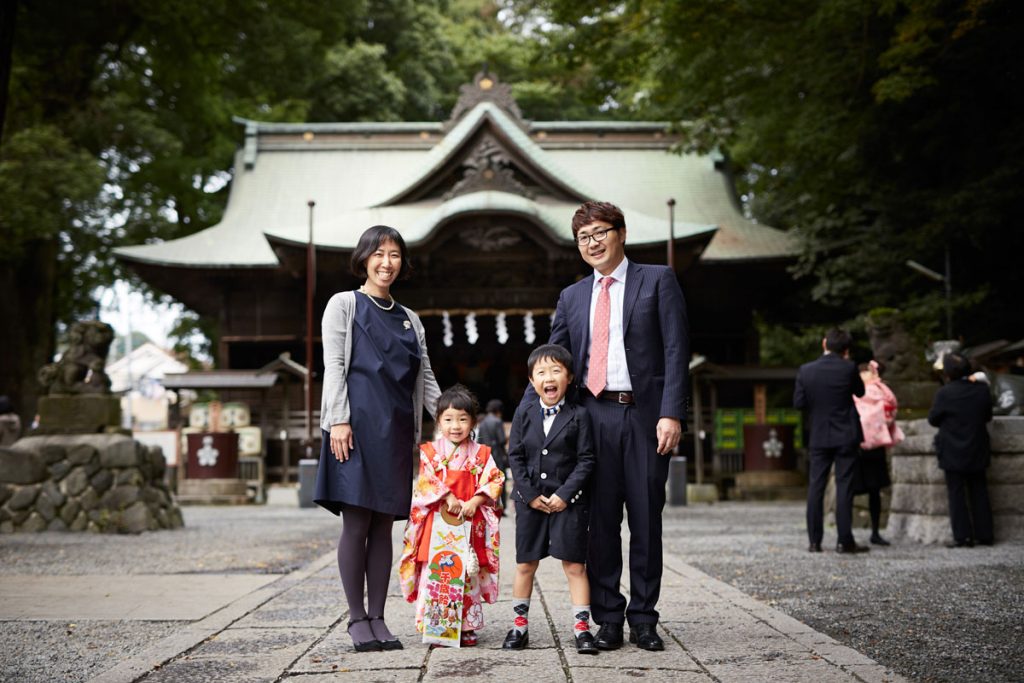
[476,399,509,510]
[928,352,994,547]
[794,328,867,553]
[524,200,690,652]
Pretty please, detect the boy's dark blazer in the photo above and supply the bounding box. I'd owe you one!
[928,379,993,472]
[508,401,595,507]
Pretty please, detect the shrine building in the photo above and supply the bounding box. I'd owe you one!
[115,73,799,482]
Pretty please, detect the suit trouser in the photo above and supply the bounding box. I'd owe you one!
[806,446,858,546]
[583,395,669,626]
[944,469,994,543]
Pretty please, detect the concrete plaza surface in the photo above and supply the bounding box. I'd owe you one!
[0,497,918,683]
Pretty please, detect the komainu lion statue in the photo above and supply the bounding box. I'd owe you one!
[38,321,115,394]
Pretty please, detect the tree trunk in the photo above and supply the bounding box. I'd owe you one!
[0,238,57,431]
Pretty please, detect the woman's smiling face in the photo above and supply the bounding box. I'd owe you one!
[364,239,402,292]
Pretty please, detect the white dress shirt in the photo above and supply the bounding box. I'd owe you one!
[585,257,632,392]
[540,398,565,436]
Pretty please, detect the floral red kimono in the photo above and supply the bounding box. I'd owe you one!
[399,438,504,632]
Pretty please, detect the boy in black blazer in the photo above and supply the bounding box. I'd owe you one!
[504,344,598,654]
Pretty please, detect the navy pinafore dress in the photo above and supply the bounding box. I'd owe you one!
[314,293,421,519]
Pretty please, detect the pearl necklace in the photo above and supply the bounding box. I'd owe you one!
[359,287,396,311]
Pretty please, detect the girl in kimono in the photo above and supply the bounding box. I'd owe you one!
[400,384,504,646]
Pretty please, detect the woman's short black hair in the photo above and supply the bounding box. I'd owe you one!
[942,352,971,381]
[527,343,573,377]
[435,384,479,422]
[350,225,413,280]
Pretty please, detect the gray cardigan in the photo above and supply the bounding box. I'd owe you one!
[320,291,441,443]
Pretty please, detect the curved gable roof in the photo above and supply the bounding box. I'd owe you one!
[369,102,599,206]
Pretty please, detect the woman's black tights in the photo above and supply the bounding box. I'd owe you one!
[339,506,395,643]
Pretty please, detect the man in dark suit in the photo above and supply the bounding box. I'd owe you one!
[524,200,689,651]
[794,328,867,554]
[928,352,994,547]
[476,399,509,510]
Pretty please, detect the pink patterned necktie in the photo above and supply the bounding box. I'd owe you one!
[586,276,614,397]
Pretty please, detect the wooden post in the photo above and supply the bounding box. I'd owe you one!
[754,384,767,425]
[692,374,704,485]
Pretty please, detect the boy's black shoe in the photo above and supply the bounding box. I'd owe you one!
[502,629,529,649]
[594,622,623,650]
[629,623,665,651]
[575,631,599,655]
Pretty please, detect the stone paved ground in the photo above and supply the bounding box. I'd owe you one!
[1,498,1019,682]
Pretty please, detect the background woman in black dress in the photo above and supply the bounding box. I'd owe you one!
[315,226,440,651]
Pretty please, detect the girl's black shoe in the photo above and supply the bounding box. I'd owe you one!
[347,617,383,652]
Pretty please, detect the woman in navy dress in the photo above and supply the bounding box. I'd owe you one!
[315,225,440,651]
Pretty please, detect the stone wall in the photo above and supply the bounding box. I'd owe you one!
[0,434,184,534]
[888,417,1024,544]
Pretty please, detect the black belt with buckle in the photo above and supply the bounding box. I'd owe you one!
[597,390,634,404]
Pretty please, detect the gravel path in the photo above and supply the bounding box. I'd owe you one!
[663,501,1024,683]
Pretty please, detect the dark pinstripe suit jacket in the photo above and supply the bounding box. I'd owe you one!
[544,260,691,434]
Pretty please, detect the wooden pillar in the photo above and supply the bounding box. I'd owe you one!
[692,374,704,485]
[282,381,291,484]
[754,383,767,424]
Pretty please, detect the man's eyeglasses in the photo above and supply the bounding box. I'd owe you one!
[575,227,621,247]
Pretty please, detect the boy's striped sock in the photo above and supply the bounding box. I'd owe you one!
[572,605,592,634]
[512,598,530,635]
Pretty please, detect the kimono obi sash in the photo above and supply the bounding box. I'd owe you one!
[416,442,491,569]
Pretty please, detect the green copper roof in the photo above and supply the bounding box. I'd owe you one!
[116,102,795,269]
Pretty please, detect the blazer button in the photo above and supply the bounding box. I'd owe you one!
[541,448,548,455]
[540,472,547,479]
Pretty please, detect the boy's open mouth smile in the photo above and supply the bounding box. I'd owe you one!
[543,385,559,398]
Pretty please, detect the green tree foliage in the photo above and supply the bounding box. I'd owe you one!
[515,0,1024,343]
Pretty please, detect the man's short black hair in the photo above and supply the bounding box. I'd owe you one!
[485,399,503,414]
[527,343,573,377]
[350,225,412,280]
[824,328,853,354]
[942,352,971,381]
[435,384,479,421]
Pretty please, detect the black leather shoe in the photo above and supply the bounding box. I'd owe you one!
[835,542,869,554]
[977,539,995,546]
[594,622,624,650]
[347,617,383,652]
[869,534,891,546]
[945,539,974,548]
[808,542,822,553]
[502,629,528,650]
[368,616,403,650]
[575,630,599,655]
[629,622,665,651]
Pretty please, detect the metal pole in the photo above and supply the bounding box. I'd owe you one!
[944,245,952,338]
[666,198,676,269]
[304,200,316,469]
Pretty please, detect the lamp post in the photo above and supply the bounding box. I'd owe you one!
[304,200,316,469]
[666,198,676,270]
[906,245,952,338]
